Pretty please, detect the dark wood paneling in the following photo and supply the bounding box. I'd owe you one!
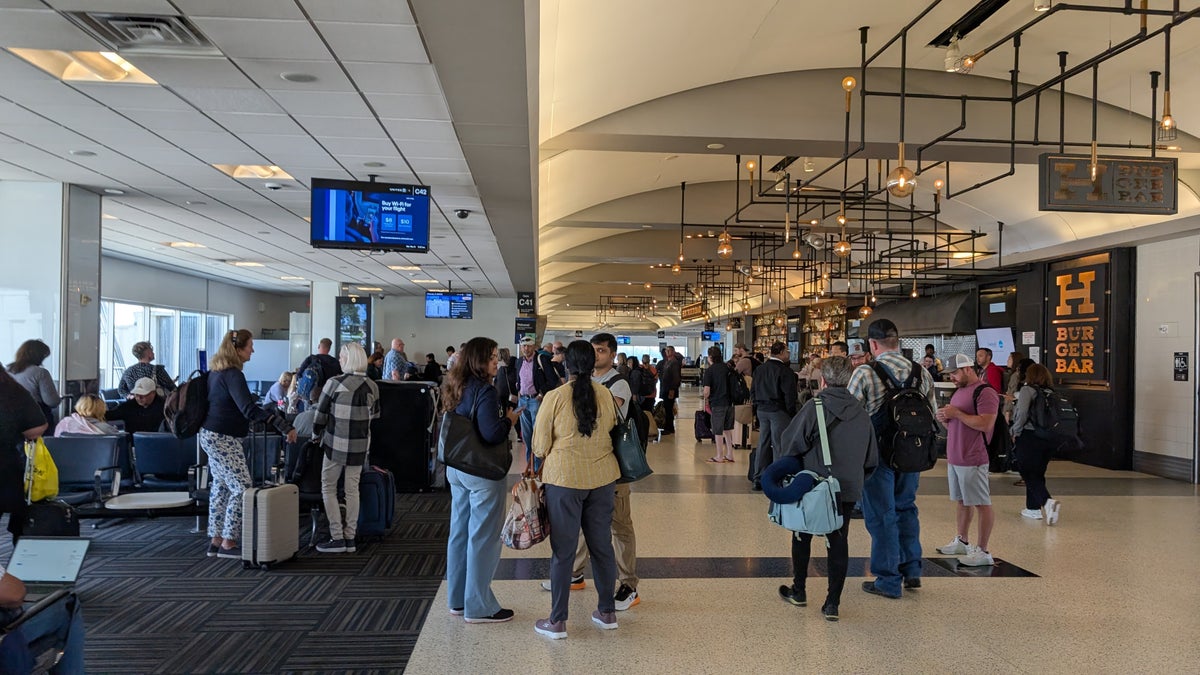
[1132,451,1194,482]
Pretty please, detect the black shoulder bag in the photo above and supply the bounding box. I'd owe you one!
[437,390,513,480]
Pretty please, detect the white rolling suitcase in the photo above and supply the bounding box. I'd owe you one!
[242,483,299,569]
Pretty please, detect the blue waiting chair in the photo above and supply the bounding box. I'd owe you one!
[131,433,196,491]
[41,436,123,507]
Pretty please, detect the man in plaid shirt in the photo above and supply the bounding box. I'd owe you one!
[847,319,936,599]
[311,343,380,553]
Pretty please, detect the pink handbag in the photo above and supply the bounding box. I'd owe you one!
[501,467,550,550]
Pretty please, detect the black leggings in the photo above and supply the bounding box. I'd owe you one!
[1015,433,1057,510]
[791,501,855,606]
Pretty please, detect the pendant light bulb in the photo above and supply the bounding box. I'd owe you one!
[671,262,681,275]
[886,143,916,198]
[1034,0,1051,11]
[859,304,873,319]
[910,278,919,298]
[717,230,733,259]
[792,240,802,259]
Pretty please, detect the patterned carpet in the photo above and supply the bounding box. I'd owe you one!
[2,492,451,674]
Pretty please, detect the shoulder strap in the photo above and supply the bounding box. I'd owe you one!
[871,361,902,391]
[814,398,833,468]
[971,382,994,442]
[902,360,922,388]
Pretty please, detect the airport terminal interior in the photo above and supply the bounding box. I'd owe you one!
[1,0,1200,672]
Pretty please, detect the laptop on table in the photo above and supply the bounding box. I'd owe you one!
[6,537,90,601]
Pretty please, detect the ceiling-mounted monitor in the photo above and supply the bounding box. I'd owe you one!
[425,291,473,319]
[310,178,430,253]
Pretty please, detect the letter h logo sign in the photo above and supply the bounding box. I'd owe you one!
[1055,270,1097,317]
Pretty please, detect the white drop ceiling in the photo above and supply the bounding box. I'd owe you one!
[0,0,537,298]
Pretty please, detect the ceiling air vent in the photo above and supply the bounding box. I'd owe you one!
[64,13,220,56]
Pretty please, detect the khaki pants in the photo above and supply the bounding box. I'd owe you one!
[571,482,638,588]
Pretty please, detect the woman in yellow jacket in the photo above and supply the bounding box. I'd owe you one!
[532,340,621,640]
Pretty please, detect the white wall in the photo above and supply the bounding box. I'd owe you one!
[0,181,65,379]
[1134,235,1199,460]
[101,256,308,336]
[374,296,517,360]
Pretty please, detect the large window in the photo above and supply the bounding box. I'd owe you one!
[99,301,230,390]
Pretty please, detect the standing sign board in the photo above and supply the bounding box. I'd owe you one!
[1046,253,1108,383]
[514,317,537,345]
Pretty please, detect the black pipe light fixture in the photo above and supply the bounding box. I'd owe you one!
[1159,24,1176,142]
[885,32,916,198]
[673,182,685,274]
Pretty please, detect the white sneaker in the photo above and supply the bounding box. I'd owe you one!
[1020,508,1043,520]
[1044,499,1060,525]
[936,535,968,555]
[957,545,995,567]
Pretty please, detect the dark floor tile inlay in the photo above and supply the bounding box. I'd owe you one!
[494,555,1038,580]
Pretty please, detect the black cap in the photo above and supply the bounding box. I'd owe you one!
[866,318,899,340]
[769,341,786,355]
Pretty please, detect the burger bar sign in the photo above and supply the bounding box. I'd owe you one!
[1047,254,1108,383]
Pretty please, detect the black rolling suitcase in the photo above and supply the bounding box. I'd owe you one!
[370,381,438,492]
[694,410,714,442]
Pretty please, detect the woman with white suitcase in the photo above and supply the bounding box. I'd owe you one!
[201,329,297,560]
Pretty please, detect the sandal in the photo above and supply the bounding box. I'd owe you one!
[706,457,723,463]
[722,457,735,463]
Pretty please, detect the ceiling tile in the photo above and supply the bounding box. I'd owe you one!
[190,18,332,60]
[343,62,440,95]
[367,93,450,120]
[121,108,224,133]
[300,0,414,24]
[393,139,465,160]
[171,87,284,113]
[293,115,387,139]
[409,157,470,174]
[268,89,374,117]
[173,0,305,20]
[315,22,427,64]
[44,0,176,12]
[208,112,305,135]
[70,83,193,111]
[380,118,457,143]
[319,139,397,157]
[125,56,257,89]
[234,58,355,92]
[0,9,107,50]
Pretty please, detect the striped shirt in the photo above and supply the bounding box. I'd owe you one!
[847,350,937,416]
[118,362,176,398]
[532,380,620,490]
[312,373,380,466]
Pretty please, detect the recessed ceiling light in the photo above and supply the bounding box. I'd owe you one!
[166,242,205,248]
[228,261,264,267]
[706,143,725,150]
[280,72,318,83]
[101,214,117,220]
[303,216,312,222]
[412,279,440,284]
[69,150,96,157]
[388,265,421,271]
[185,200,207,206]
[664,154,678,161]
[280,276,305,280]
[363,161,386,168]
[103,188,125,195]
[356,286,383,291]
[212,164,294,180]
[7,49,156,84]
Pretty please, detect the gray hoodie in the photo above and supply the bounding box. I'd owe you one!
[779,386,878,503]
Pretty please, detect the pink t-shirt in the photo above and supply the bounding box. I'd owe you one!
[945,382,999,467]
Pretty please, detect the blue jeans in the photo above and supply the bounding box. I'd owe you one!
[0,592,85,674]
[518,395,541,471]
[445,467,507,619]
[860,464,922,597]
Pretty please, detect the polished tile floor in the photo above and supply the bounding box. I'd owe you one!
[407,387,1200,674]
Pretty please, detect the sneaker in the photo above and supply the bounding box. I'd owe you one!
[591,609,618,630]
[534,618,567,639]
[957,546,995,567]
[1021,508,1044,520]
[821,602,839,622]
[540,574,586,591]
[936,535,968,555]
[206,543,220,557]
[464,608,514,624]
[449,607,464,616]
[614,584,640,611]
[861,581,901,599]
[1044,499,1060,525]
[752,480,763,492]
[315,538,347,553]
[215,546,241,560]
[778,584,806,607]
[903,577,921,590]
[344,539,357,553]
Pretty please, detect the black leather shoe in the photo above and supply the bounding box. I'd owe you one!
[778,585,806,607]
[861,581,901,599]
[821,602,839,621]
[849,506,864,519]
[752,481,763,492]
[904,577,921,590]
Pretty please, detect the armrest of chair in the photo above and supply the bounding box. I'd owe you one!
[2,590,71,634]
[92,465,121,501]
[187,464,210,500]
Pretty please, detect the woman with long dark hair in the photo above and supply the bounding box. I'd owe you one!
[1011,363,1062,525]
[441,337,521,623]
[532,340,621,640]
[8,339,61,425]
[201,329,297,559]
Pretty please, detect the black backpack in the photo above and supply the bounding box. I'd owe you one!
[869,361,939,472]
[726,364,750,405]
[1030,386,1080,442]
[164,369,209,438]
[971,383,1013,473]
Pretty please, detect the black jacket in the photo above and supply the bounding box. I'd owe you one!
[779,386,878,503]
[518,353,558,396]
[753,358,798,415]
[658,356,682,397]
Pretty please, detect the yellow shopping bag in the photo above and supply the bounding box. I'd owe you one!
[24,437,59,502]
